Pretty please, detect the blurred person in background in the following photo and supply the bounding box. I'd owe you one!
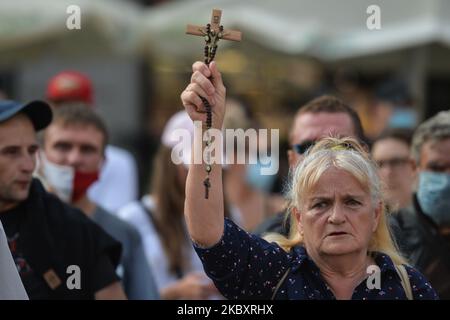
[333,68,385,141]
[222,97,276,231]
[38,104,159,300]
[118,111,220,299]
[46,71,138,213]
[372,128,416,211]
[0,100,123,299]
[375,79,418,131]
[393,110,450,299]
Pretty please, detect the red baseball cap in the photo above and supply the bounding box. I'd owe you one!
[46,71,93,105]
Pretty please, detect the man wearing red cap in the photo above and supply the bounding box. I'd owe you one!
[46,71,138,213]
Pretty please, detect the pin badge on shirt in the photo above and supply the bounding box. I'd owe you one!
[43,269,62,290]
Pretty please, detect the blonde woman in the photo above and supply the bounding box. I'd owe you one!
[180,61,438,300]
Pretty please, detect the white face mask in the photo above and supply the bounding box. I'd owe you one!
[38,153,75,203]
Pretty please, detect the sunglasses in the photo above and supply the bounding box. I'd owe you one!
[292,140,315,155]
[376,157,410,169]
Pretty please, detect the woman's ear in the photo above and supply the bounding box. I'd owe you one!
[292,206,303,234]
[372,201,382,232]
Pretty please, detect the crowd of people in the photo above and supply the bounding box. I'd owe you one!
[0,61,449,300]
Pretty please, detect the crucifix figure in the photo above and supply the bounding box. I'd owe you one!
[187,9,242,64]
[186,9,242,199]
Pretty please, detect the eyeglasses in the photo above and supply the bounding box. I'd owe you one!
[292,140,315,155]
[376,157,410,169]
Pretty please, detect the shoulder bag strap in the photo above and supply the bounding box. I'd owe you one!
[395,264,413,300]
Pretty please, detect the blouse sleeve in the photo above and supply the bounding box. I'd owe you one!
[404,265,439,300]
[193,218,291,299]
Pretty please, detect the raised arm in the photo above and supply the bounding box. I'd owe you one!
[180,61,226,247]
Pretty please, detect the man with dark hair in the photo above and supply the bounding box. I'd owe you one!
[39,103,159,300]
[393,110,450,299]
[372,128,416,210]
[287,95,366,169]
[255,95,366,235]
[292,95,365,139]
[0,100,124,299]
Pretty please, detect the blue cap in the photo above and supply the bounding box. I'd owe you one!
[0,100,52,131]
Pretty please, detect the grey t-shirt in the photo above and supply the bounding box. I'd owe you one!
[92,206,159,299]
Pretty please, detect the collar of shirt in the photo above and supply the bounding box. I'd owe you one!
[289,245,400,278]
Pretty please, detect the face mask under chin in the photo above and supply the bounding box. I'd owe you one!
[39,154,99,203]
[71,170,99,202]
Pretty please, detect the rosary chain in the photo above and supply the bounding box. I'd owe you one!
[201,23,223,199]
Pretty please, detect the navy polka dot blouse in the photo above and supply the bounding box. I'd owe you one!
[193,219,439,300]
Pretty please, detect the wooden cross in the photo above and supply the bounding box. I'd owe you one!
[186,9,242,199]
[186,8,242,44]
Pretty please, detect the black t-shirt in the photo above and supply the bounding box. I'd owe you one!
[0,180,122,299]
[442,233,450,244]
[0,203,50,299]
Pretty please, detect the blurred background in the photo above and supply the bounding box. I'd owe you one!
[1,0,450,195]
